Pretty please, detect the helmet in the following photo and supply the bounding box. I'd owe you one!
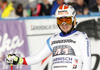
[55,4,76,25]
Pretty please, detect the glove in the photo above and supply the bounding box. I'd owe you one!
[6,54,23,65]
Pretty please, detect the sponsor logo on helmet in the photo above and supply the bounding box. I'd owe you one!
[58,10,69,15]
[58,12,69,16]
[58,10,67,12]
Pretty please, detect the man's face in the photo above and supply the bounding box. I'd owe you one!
[76,0,84,6]
[56,0,64,5]
[59,23,72,33]
[0,1,3,7]
[96,0,100,5]
[57,17,73,33]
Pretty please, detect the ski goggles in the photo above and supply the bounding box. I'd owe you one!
[57,17,72,25]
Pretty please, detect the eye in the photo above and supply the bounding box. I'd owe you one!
[65,19,69,21]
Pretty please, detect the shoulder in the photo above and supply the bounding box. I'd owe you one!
[52,33,59,38]
[76,31,89,41]
[76,31,88,37]
[47,33,59,41]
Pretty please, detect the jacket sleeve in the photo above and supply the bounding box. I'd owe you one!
[24,37,52,65]
[77,33,91,70]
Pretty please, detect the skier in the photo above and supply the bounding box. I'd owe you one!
[6,4,91,70]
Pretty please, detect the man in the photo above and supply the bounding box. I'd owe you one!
[27,0,41,16]
[50,0,65,15]
[0,0,14,18]
[90,0,100,12]
[74,0,89,15]
[6,4,91,70]
[39,0,52,16]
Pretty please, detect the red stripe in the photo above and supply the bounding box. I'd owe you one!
[22,58,28,65]
[41,53,52,65]
[59,5,63,9]
[11,65,13,70]
[64,6,68,9]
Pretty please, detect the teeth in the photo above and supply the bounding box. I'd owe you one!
[63,27,67,28]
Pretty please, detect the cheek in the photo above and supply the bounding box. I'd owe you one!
[68,24,72,28]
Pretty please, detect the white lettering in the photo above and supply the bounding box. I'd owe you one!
[0,33,24,54]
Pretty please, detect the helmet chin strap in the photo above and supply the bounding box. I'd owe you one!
[58,21,75,35]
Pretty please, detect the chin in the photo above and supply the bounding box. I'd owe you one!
[63,31,68,33]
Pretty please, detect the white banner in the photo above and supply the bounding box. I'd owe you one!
[25,18,60,35]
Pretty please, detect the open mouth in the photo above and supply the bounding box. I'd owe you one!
[62,26,68,29]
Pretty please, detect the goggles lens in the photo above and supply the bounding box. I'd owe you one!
[57,17,72,25]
